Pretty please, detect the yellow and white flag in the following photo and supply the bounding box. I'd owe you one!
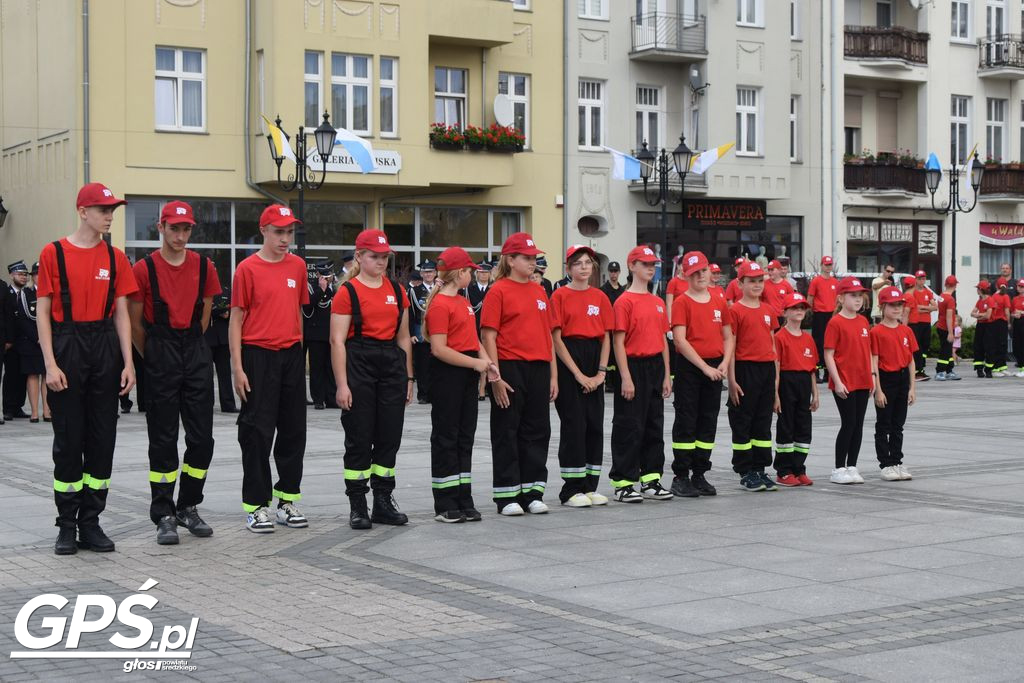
[690,142,734,175]
[957,143,978,210]
[262,114,295,162]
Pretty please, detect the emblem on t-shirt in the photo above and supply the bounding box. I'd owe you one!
[95,268,110,281]
[713,309,722,322]
[537,299,547,311]
[763,315,771,325]
[902,336,909,346]
[656,305,664,314]
[861,327,869,336]
[586,304,600,316]
[803,347,812,357]
[287,278,296,288]
[830,284,836,290]
[386,295,397,305]
[467,305,475,315]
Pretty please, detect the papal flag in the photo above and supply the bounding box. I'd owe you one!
[690,142,735,175]
[262,114,295,162]
[602,146,642,180]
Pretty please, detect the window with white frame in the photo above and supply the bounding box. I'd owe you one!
[257,50,265,133]
[498,72,530,147]
[737,0,764,27]
[736,87,760,155]
[790,0,800,39]
[950,95,971,165]
[635,86,662,153]
[876,0,892,28]
[578,0,607,20]
[512,0,529,9]
[789,96,800,161]
[434,67,467,129]
[986,0,1005,37]
[951,0,971,40]
[578,79,603,150]
[304,51,323,129]
[331,53,371,135]
[155,47,206,131]
[986,97,1006,162]
[380,57,398,138]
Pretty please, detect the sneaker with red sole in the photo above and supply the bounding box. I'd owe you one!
[796,474,814,486]
[776,474,802,487]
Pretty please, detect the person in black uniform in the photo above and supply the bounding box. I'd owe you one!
[204,288,237,412]
[4,260,30,420]
[0,270,11,425]
[535,257,554,298]
[601,261,625,395]
[16,263,48,422]
[409,260,437,404]
[304,262,337,409]
[466,261,493,331]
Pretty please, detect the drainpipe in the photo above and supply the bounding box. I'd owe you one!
[563,0,569,257]
[481,48,487,124]
[243,0,286,204]
[829,0,840,264]
[82,0,89,183]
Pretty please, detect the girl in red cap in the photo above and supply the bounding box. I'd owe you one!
[669,250,734,498]
[987,279,1012,376]
[331,229,413,530]
[934,276,961,381]
[608,245,673,503]
[1013,279,1024,377]
[909,272,937,380]
[823,277,873,485]
[231,204,310,532]
[480,232,556,516]
[423,247,499,523]
[971,281,992,378]
[870,286,917,482]
[550,245,614,508]
[772,293,818,487]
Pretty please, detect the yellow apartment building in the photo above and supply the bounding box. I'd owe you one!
[0,0,564,282]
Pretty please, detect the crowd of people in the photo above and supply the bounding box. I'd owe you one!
[8,182,1024,557]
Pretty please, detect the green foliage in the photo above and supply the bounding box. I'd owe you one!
[929,324,974,359]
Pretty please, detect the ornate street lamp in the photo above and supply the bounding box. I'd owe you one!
[926,152,984,277]
[637,134,694,286]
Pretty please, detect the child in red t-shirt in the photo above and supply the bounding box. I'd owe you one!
[424,247,499,523]
[971,281,993,378]
[551,245,614,508]
[609,245,673,503]
[773,293,818,487]
[727,261,779,492]
[987,278,1012,376]
[870,286,918,482]
[669,251,734,498]
[331,229,414,529]
[230,205,311,532]
[480,232,556,516]
[824,277,873,485]
[1013,279,1024,376]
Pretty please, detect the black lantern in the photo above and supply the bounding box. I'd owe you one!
[637,133,692,288]
[636,142,656,182]
[970,154,985,190]
[927,152,983,277]
[313,111,337,162]
[672,135,694,176]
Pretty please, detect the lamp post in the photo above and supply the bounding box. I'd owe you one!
[636,134,694,287]
[265,111,337,258]
[925,153,984,278]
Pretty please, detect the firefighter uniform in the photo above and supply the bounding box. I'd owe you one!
[303,265,336,408]
[205,289,237,412]
[409,263,436,403]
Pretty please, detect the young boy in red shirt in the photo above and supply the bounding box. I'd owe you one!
[971,281,993,378]
[728,261,779,492]
[36,183,138,555]
[910,270,937,380]
[987,278,1012,376]
[129,201,221,545]
[934,275,961,381]
[1013,279,1024,377]
[762,260,793,325]
[230,205,310,532]
[871,286,917,482]
[773,293,818,487]
[807,256,838,384]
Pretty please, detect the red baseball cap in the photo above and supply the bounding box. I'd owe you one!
[977,280,991,292]
[733,257,746,267]
[681,251,709,277]
[915,270,927,279]
[709,263,721,274]
[836,276,868,294]
[566,244,596,262]
[996,276,1008,288]
[354,229,392,253]
[783,292,810,309]
[944,275,958,286]
[76,182,125,209]
[821,255,834,266]
[902,276,917,287]
[259,204,301,227]
[437,246,479,271]
[1017,278,1024,288]
[160,200,196,226]
[878,286,905,305]
[502,232,543,256]
[627,245,659,264]
[737,261,766,280]
[767,259,782,270]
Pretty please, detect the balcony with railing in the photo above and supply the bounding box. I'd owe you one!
[979,165,1024,200]
[630,13,707,61]
[844,162,925,196]
[627,161,708,194]
[978,35,1024,79]
[844,25,929,68]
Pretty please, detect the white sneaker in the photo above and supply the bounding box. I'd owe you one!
[880,466,901,481]
[847,466,865,484]
[526,500,549,514]
[585,491,609,506]
[246,507,274,533]
[830,467,854,484]
[1016,370,1024,378]
[562,493,592,508]
[897,464,913,480]
[276,502,308,528]
[499,502,525,516]
[993,371,1008,377]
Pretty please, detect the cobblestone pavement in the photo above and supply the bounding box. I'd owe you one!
[1,372,1024,681]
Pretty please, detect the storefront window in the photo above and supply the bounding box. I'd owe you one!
[845,218,941,283]
[980,245,1024,281]
[419,207,489,248]
[382,206,415,246]
[302,202,366,245]
[382,206,525,273]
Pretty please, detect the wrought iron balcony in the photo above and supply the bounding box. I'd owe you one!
[844,162,925,195]
[630,13,707,61]
[979,165,1024,199]
[844,25,929,65]
[978,35,1024,79]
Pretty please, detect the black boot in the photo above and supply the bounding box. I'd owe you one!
[670,475,700,498]
[78,488,115,551]
[156,516,179,545]
[349,494,372,530]
[692,472,718,496]
[78,525,115,552]
[54,527,77,555]
[371,491,409,526]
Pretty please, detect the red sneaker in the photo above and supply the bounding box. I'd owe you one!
[796,473,814,486]
[776,474,802,487]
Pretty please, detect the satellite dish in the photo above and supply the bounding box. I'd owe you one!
[494,94,514,127]
[908,0,921,9]
[689,66,703,91]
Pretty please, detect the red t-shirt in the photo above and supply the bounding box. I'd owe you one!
[425,293,478,353]
[130,250,221,329]
[761,278,793,317]
[975,296,991,322]
[989,292,1010,321]
[909,288,934,324]
[730,301,778,362]
[479,278,553,362]
[231,253,309,350]
[936,292,955,331]
[824,313,872,391]
[666,277,689,299]
[1012,294,1024,316]
[710,285,726,300]
[670,290,730,359]
[870,323,918,372]
[725,278,742,303]
[775,328,817,372]
[37,239,138,323]
[550,286,614,339]
[808,275,838,313]
[613,291,669,357]
[332,277,410,341]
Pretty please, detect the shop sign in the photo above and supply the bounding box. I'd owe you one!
[848,220,877,241]
[918,224,938,254]
[307,150,402,175]
[880,221,912,242]
[684,199,765,230]
[980,222,1024,246]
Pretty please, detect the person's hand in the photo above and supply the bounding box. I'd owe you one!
[119,366,136,396]
[318,276,328,292]
[3,342,11,352]
[661,376,672,399]
[550,377,559,402]
[235,369,251,403]
[716,360,729,377]
[873,388,886,408]
[337,383,352,410]
[773,393,781,414]
[702,364,723,381]
[620,377,635,401]
[472,357,491,374]
[810,394,819,412]
[410,336,419,344]
[45,364,68,392]
[486,362,500,383]
[947,331,955,343]
[728,380,744,406]
[833,380,848,399]
[493,379,514,408]
[406,380,414,405]
[908,387,916,406]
